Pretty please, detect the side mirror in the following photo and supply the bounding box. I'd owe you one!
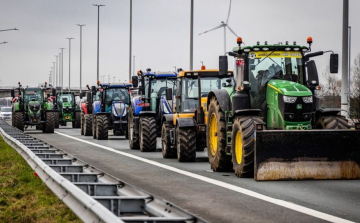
[11,89,15,98]
[86,92,92,104]
[91,86,96,95]
[166,88,173,100]
[219,56,228,75]
[330,54,338,73]
[306,60,319,86]
[52,89,56,96]
[132,76,139,88]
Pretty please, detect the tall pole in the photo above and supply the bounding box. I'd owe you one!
[55,55,58,87]
[77,24,85,93]
[49,71,52,84]
[133,55,135,76]
[348,26,351,117]
[58,52,61,87]
[67,38,74,90]
[190,0,194,70]
[129,0,132,81]
[52,62,55,84]
[341,0,349,118]
[60,48,65,89]
[93,4,105,82]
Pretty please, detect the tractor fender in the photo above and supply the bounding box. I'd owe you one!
[131,96,143,116]
[139,111,156,117]
[314,108,344,120]
[93,101,101,115]
[207,89,231,112]
[162,114,174,124]
[176,117,196,128]
[81,102,87,114]
[13,102,20,111]
[234,109,263,117]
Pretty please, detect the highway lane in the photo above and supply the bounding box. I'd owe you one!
[24,124,360,223]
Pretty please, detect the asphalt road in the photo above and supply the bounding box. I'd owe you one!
[24,124,360,223]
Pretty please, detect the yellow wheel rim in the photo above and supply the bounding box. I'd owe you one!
[235,130,243,164]
[209,113,218,156]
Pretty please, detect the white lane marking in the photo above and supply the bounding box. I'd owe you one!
[55,131,354,223]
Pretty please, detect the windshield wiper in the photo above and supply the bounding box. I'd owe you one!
[254,51,275,68]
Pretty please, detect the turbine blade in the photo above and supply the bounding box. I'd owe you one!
[226,25,238,37]
[226,0,232,24]
[198,24,223,35]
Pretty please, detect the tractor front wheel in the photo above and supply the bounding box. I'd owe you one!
[176,126,196,162]
[54,113,60,128]
[43,112,55,133]
[315,115,351,129]
[128,107,139,150]
[92,115,97,139]
[74,111,81,128]
[207,97,232,171]
[80,113,85,135]
[84,114,93,136]
[231,116,264,177]
[13,112,24,131]
[96,115,108,140]
[161,122,176,158]
[139,116,157,152]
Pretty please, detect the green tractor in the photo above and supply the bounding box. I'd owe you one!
[54,91,81,128]
[206,37,360,180]
[11,82,56,133]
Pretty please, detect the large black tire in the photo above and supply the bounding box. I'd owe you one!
[128,107,139,150]
[315,115,351,129]
[92,115,97,139]
[13,112,24,131]
[80,113,85,135]
[206,97,232,171]
[231,116,264,177]
[139,116,157,152]
[176,126,196,162]
[162,122,176,158]
[43,112,55,133]
[54,113,60,128]
[96,115,108,140]
[84,114,93,136]
[74,111,81,128]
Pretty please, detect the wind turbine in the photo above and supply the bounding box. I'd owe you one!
[198,0,238,54]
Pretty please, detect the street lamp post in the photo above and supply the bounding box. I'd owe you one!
[129,0,132,82]
[0,28,18,32]
[60,48,65,89]
[55,55,58,87]
[66,38,74,90]
[52,62,55,85]
[348,25,351,117]
[0,42,8,44]
[93,4,105,82]
[76,24,85,93]
[108,75,110,83]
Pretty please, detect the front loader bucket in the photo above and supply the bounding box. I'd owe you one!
[255,130,360,181]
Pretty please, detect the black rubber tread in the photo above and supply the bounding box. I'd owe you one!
[54,113,60,128]
[80,113,85,135]
[162,122,176,158]
[206,97,232,171]
[84,114,93,136]
[96,115,108,140]
[74,111,81,128]
[128,107,139,150]
[324,116,351,129]
[231,116,265,178]
[177,127,196,162]
[92,115,97,139]
[13,112,24,131]
[139,116,157,152]
[43,112,55,133]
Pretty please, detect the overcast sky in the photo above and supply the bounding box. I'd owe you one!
[0,0,359,88]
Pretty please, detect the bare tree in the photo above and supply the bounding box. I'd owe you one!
[319,66,341,108]
[350,54,360,122]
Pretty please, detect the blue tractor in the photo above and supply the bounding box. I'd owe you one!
[128,69,177,151]
[92,82,132,140]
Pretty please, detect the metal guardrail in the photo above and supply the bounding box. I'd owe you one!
[0,120,204,223]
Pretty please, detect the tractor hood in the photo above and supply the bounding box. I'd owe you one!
[267,79,312,96]
[28,101,41,113]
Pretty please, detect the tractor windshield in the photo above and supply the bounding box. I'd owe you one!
[180,76,233,113]
[105,88,129,104]
[247,51,304,108]
[57,93,75,108]
[24,88,43,104]
[145,78,176,99]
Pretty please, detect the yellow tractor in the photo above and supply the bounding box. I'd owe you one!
[161,67,234,162]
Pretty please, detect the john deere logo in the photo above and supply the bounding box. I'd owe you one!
[296,104,302,109]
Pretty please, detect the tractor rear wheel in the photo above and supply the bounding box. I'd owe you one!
[176,126,196,162]
[13,112,24,131]
[139,116,157,152]
[84,114,93,136]
[128,107,139,150]
[162,122,176,158]
[207,97,232,171]
[316,115,351,129]
[74,111,81,128]
[231,116,264,177]
[96,115,108,140]
[80,113,85,135]
[92,115,97,139]
[43,112,55,133]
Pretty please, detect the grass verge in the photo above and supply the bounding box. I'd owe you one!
[0,135,82,223]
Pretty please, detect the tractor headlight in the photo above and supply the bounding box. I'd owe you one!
[283,96,297,103]
[302,96,313,103]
